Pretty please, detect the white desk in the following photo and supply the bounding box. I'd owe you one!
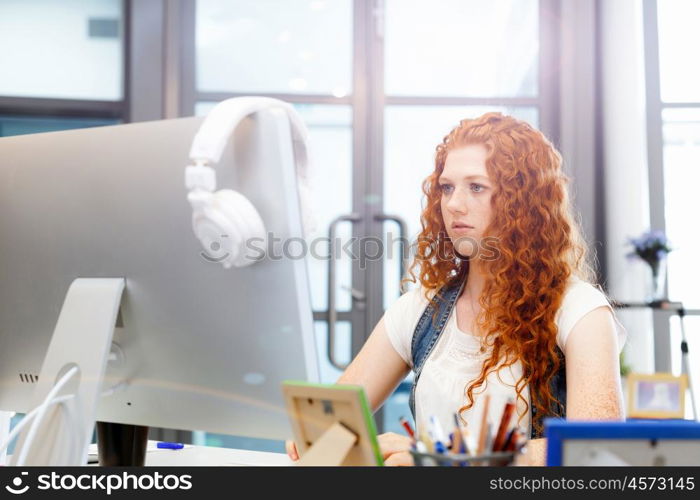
[86,441,292,467]
[145,443,291,466]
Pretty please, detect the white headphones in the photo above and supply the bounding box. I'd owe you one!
[185,97,313,268]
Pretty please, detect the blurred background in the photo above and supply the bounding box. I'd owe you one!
[0,0,697,451]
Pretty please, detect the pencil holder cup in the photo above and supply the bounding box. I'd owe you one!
[410,450,516,467]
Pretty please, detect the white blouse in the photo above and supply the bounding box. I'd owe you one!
[383,276,627,439]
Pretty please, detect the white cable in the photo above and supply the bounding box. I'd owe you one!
[0,395,72,458]
[0,375,127,464]
[64,389,83,465]
[0,411,13,465]
[15,366,79,466]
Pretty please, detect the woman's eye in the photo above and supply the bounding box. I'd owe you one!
[440,184,454,195]
[470,183,485,193]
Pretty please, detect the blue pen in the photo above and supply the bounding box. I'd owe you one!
[429,415,448,445]
[434,440,454,466]
[434,440,446,454]
[157,441,184,450]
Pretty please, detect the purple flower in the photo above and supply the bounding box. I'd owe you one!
[626,229,673,268]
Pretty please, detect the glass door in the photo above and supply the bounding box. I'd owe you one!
[376,0,558,434]
[190,0,559,442]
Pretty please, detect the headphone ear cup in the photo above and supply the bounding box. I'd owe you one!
[211,189,267,267]
[191,192,240,269]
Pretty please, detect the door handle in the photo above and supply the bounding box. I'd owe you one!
[374,213,409,285]
[327,213,362,371]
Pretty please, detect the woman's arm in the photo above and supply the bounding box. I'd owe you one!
[336,316,411,411]
[564,305,625,421]
[286,317,412,462]
[516,306,625,466]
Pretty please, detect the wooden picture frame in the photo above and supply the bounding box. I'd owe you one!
[282,381,383,466]
[626,372,687,419]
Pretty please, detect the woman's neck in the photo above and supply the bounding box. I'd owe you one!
[463,259,486,300]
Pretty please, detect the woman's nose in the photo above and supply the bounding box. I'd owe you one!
[446,189,469,214]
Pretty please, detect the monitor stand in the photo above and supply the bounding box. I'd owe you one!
[11,278,126,466]
[96,421,149,466]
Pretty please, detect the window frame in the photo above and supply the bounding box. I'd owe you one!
[642,0,700,375]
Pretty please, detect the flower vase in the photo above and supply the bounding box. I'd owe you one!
[646,258,667,302]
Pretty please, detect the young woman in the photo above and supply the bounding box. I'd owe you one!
[287,112,627,466]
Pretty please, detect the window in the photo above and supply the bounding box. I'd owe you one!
[653,0,700,309]
[0,0,123,101]
[385,0,539,97]
[196,0,352,96]
[647,0,700,411]
[662,108,700,308]
[657,0,700,103]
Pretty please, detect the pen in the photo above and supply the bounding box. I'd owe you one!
[414,440,437,466]
[453,413,472,455]
[434,440,446,454]
[505,429,521,452]
[429,415,448,446]
[502,427,517,452]
[157,442,184,450]
[417,419,434,454]
[399,416,415,439]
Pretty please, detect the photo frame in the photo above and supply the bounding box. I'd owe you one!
[626,372,687,419]
[282,381,383,466]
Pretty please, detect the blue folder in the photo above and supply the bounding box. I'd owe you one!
[545,418,700,466]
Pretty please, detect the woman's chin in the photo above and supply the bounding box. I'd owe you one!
[453,242,478,260]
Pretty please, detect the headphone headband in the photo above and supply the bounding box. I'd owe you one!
[185,97,316,269]
[189,97,308,176]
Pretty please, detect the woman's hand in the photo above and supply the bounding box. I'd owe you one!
[378,432,414,466]
[287,433,414,465]
[285,439,299,461]
[512,438,546,466]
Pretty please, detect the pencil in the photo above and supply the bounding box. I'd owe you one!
[491,400,515,452]
[450,413,462,452]
[476,394,491,456]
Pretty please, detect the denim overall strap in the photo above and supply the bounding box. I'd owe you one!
[408,278,466,422]
[408,279,567,439]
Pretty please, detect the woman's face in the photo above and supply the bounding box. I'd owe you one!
[439,144,494,259]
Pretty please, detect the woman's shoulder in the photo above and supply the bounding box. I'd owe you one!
[388,284,433,316]
[556,275,626,351]
[560,275,610,308]
[382,284,436,366]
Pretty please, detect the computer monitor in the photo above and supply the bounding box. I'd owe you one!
[0,113,319,456]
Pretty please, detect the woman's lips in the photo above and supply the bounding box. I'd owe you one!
[451,223,474,233]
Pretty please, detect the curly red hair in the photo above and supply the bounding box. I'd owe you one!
[404,112,595,435]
